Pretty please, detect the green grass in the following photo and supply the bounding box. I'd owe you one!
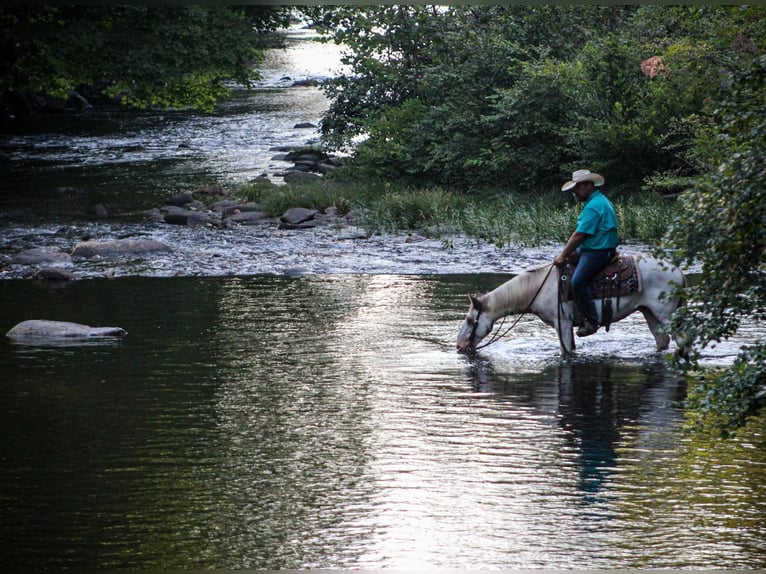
[235,178,678,246]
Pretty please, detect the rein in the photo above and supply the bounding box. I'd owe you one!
[474,264,556,350]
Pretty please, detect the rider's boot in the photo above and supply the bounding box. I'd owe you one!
[576,320,599,337]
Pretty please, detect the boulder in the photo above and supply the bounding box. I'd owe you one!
[71,238,173,259]
[280,207,317,225]
[226,211,267,226]
[195,183,228,197]
[316,162,337,175]
[185,211,216,227]
[164,192,195,206]
[29,268,77,282]
[161,205,192,225]
[160,206,215,227]
[6,320,127,340]
[13,248,72,266]
[284,170,321,184]
[212,200,261,217]
[66,90,92,110]
[86,204,109,218]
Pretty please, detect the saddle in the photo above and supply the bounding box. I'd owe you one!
[559,253,641,330]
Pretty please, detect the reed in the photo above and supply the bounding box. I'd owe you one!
[235,179,678,246]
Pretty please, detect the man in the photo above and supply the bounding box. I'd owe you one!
[553,169,619,337]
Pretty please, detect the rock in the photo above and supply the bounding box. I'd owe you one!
[284,170,321,184]
[160,205,193,225]
[195,183,228,197]
[293,122,317,129]
[29,268,77,282]
[164,192,195,206]
[279,220,318,230]
[13,248,72,266]
[86,204,109,218]
[66,90,92,110]
[186,211,217,228]
[284,267,312,277]
[226,211,267,225]
[289,152,327,162]
[292,79,320,87]
[280,207,317,225]
[292,161,316,172]
[160,206,215,227]
[145,208,164,223]
[212,200,261,217]
[211,199,240,214]
[6,320,127,340]
[316,162,337,175]
[71,238,173,259]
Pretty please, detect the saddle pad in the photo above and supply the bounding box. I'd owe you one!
[561,254,641,300]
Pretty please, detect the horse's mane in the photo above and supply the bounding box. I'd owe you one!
[483,263,553,316]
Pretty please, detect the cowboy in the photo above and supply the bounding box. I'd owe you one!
[553,169,619,337]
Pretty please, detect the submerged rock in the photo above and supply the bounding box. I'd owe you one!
[6,319,127,340]
[13,248,72,266]
[29,268,77,282]
[71,238,173,259]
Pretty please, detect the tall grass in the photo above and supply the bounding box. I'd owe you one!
[235,179,678,246]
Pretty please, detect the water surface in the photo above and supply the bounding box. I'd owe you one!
[1,274,764,569]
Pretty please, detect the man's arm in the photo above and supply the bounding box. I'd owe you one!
[553,231,588,267]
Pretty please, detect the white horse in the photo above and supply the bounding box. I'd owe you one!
[456,254,686,356]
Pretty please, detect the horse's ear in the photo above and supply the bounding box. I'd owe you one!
[469,294,483,311]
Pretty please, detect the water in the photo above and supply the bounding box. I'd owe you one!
[0,27,345,220]
[1,275,765,569]
[1,22,765,570]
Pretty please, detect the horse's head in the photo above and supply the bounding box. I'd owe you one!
[456,294,494,352]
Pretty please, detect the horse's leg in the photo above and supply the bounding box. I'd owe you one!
[639,307,671,351]
[560,321,575,355]
[555,308,576,355]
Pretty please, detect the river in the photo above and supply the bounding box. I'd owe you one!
[1,274,765,569]
[1,25,765,570]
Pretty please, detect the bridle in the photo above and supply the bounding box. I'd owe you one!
[470,264,556,351]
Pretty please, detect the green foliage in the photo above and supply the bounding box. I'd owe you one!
[237,179,675,248]
[238,180,353,219]
[662,53,766,431]
[315,6,764,195]
[358,186,466,235]
[686,344,766,433]
[0,5,293,111]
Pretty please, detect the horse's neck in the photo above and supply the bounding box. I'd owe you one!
[484,265,550,320]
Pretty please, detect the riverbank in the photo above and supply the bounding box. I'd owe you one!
[0,217,568,280]
[0,176,678,280]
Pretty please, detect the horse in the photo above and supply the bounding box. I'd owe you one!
[456,253,686,356]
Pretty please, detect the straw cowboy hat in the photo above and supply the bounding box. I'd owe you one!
[561,169,605,192]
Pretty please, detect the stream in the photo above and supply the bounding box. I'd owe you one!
[1,24,765,570]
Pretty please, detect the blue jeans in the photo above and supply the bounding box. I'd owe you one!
[572,248,615,326]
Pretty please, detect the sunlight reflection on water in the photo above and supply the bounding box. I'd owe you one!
[0,273,764,569]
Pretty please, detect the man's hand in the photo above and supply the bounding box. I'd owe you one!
[553,253,567,267]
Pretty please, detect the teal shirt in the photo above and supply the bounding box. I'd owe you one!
[576,190,619,250]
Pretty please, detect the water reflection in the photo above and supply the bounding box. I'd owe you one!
[0,275,764,569]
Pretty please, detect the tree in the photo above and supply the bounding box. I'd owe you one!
[0,5,293,113]
[662,53,766,431]
[316,6,635,190]
[316,6,764,195]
